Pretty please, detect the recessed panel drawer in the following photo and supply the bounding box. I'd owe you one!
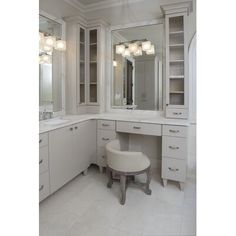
[39,146,49,174]
[162,136,187,159]
[116,121,162,136]
[162,157,186,182]
[39,133,48,148]
[166,108,188,119]
[97,120,116,130]
[97,130,116,147]
[163,125,188,137]
[39,171,50,202]
[97,147,106,167]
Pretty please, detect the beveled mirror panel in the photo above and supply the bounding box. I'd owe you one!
[112,24,163,111]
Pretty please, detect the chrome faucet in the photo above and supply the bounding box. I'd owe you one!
[39,110,54,120]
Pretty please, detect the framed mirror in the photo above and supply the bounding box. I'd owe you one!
[39,12,65,114]
[111,23,164,111]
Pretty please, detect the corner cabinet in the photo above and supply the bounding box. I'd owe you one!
[161,2,192,119]
[66,20,106,114]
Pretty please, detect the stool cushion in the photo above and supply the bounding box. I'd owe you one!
[106,140,150,173]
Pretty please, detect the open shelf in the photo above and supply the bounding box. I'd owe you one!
[169,75,184,79]
[169,44,184,47]
[169,30,184,35]
[170,91,184,94]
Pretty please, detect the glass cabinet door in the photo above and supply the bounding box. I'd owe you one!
[89,29,98,103]
[79,27,85,104]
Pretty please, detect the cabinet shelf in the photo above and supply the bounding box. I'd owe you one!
[170,60,184,64]
[169,44,184,47]
[90,61,97,63]
[90,43,97,46]
[169,30,184,35]
[170,91,184,94]
[169,75,184,79]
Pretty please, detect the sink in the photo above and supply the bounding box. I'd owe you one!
[42,117,70,125]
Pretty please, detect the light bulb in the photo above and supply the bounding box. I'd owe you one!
[142,40,151,51]
[44,36,56,47]
[123,48,130,57]
[113,60,117,67]
[116,44,125,54]
[42,54,51,64]
[55,40,66,51]
[128,42,138,53]
[39,55,44,64]
[134,46,142,56]
[146,45,155,55]
[42,44,53,53]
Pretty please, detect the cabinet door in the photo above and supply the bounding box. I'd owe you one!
[49,125,76,193]
[74,120,96,171]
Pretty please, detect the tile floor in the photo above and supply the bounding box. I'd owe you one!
[40,166,196,236]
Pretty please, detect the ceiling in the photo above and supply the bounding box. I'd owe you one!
[76,0,104,5]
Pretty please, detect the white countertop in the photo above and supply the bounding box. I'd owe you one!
[39,113,190,134]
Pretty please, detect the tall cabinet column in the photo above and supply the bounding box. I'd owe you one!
[161,2,192,119]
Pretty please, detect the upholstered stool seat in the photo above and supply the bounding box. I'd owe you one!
[105,139,152,205]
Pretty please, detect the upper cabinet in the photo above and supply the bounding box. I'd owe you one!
[66,20,106,115]
[161,2,192,119]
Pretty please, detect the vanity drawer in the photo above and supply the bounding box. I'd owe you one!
[162,157,186,182]
[162,136,187,159]
[39,133,48,148]
[97,147,106,167]
[39,146,49,174]
[166,108,188,119]
[163,125,188,137]
[39,171,50,202]
[97,130,117,147]
[97,120,116,130]
[116,121,162,136]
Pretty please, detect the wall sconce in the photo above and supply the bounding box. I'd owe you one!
[142,40,151,51]
[44,36,56,47]
[113,60,117,67]
[116,44,125,54]
[39,54,52,64]
[134,46,142,56]
[129,42,138,53]
[123,48,131,57]
[55,40,66,51]
[146,45,155,55]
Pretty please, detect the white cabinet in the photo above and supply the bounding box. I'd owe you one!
[49,120,96,193]
[162,3,192,119]
[39,133,50,202]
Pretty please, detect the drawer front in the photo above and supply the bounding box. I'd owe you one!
[163,125,188,137]
[39,146,49,174]
[166,108,188,119]
[97,120,116,130]
[97,147,106,167]
[97,130,117,147]
[162,136,187,159]
[39,171,50,202]
[162,157,186,182]
[116,121,161,136]
[39,133,48,148]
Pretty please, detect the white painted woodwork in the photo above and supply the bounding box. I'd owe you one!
[165,108,188,119]
[97,129,117,147]
[97,147,106,167]
[39,146,49,174]
[97,119,116,130]
[39,133,48,148]
[116,121,162,136]
[162,125,188,137]
[162,157,186,182]
[39,171,50,202]
[162,136,187,160]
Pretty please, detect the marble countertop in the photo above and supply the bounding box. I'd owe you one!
[39,113,190,134]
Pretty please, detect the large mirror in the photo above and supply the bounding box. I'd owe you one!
[39,15,64,113]
[112,24,163,111]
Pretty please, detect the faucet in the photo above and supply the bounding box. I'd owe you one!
[40,110,54,120]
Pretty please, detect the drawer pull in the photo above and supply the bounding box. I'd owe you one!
[173,112,182,115]
[102,155,105,159]
[169,129,179,133]
[39,159,43,165]
[69,127,73,131]
[133,126,141,129]
[74,126,78,129]
[169,146,179,150]
[39,139,42,143]
[102,138,110,141]
[39,185,44,191]
[168,167,179,172]
[102,123,109,127]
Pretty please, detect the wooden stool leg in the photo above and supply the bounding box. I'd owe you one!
[145,168,152,195]
[106,168,113,188]
[120,175,126,205]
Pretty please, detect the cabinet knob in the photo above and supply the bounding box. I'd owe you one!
[69,127,73,131]
[102,123,109,127]
[169,129,179,133]
[39,139,42,143]
[74,126,78,129]
[173,112,182,115]
[133,126,141,129]
[102,138,109,141]
[39,159,43,165]
[39,185,44,191]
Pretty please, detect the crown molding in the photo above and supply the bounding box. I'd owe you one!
[65,0,145,13]
[161,1,193,15]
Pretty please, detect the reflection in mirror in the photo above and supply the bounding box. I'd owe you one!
[112,24,163,111]
[39,15,64,114]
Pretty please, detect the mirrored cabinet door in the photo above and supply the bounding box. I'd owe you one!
[88,28,98,103]
[79,26,86,104]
